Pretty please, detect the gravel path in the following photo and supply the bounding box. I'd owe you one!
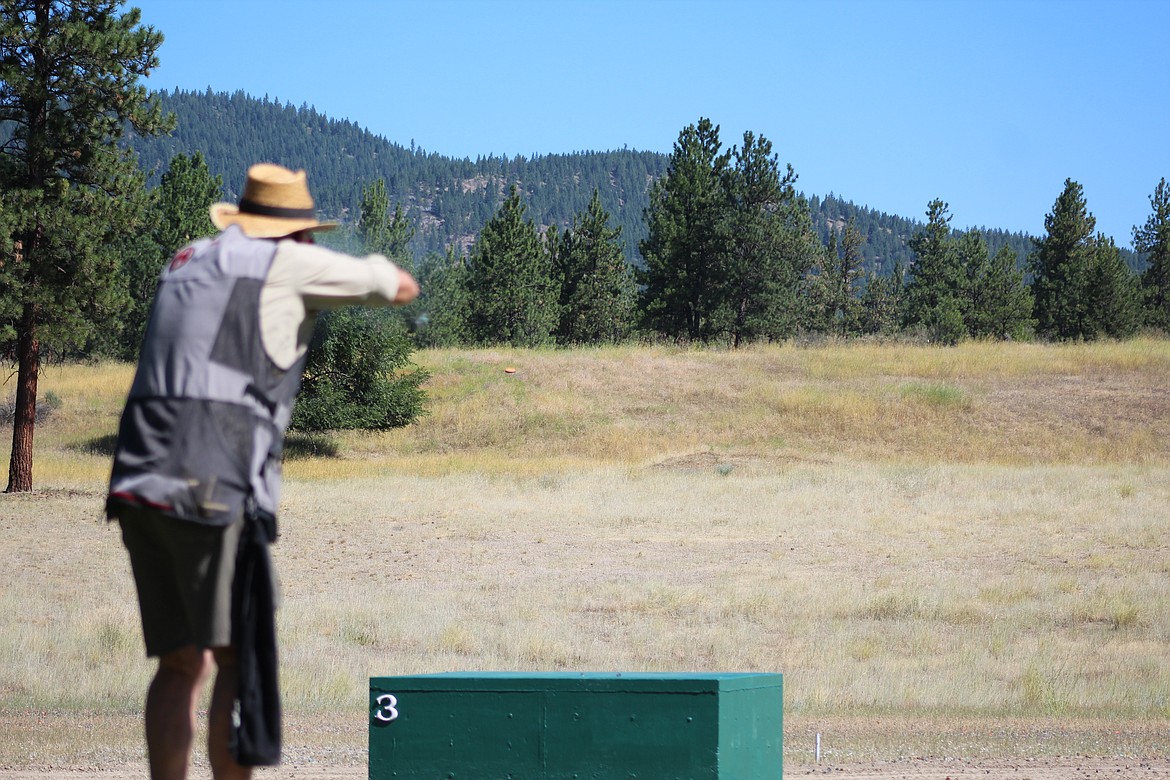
[4,759,1170,779]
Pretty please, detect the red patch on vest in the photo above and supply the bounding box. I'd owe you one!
[170,246,195,271]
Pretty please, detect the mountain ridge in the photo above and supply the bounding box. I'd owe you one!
[129,89,1129,274]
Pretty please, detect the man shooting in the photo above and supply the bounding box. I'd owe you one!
[107,163,419,780]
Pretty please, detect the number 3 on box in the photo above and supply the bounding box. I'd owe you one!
[374,693,399,722]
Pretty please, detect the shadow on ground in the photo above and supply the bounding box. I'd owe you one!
[284,432,340,459]
[74,432,339,460]
[75,434,118,456]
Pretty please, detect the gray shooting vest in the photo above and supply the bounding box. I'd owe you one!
[107,225,305,526]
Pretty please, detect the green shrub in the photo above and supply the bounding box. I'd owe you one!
[291,308,429,432]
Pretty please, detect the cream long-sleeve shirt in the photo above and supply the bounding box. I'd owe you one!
[260,238,402,370]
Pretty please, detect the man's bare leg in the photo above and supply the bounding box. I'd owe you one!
[208,647,251,780]
[145,645,212,780]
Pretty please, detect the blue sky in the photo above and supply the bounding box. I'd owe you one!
[127,0,1169,247]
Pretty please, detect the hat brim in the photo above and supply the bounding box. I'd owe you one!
[210,202,337,238]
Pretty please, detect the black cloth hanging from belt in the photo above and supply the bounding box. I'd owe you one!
[230,505,281,766]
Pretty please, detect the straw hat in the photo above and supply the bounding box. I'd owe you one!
[209,163,337,238]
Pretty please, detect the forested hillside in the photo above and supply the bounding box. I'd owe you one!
[128,89,667,260]
[126,89,1136,275]
[809,194,1040,277]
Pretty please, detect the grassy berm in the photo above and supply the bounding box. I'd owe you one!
[1,339,1168,770]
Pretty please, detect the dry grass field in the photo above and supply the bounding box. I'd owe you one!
[1,339,1168,776]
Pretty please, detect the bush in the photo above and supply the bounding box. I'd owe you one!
[0,389,60,423]
[290,308,429,432]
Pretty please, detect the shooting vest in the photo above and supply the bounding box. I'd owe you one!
[107,225,306,527]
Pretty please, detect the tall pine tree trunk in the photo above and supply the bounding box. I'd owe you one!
[8,7,49,494]
[6,302,39,493]
[0,0,167,491]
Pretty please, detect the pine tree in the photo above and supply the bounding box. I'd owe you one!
[903,199,965,342]
[721,131,815,346]
[965,243,1033,340]
[154,151,223,255]
[555,189,636,344]
[356,176,422,331]
[831,220,866,337]
[1086,235,1141,339]
[638,118,731,342]
[1030,179,1098,340]
[464,185,559,346]
[112,151,223,359]
[0,0,171,491]
[102,232,161,359]
[803,220,865,337]
[801,229,838,334]
[953,230,988,332]
[414,247,470,348]
[1134,177,1170,331]
[857,263,904,336]
[359,177,415,273]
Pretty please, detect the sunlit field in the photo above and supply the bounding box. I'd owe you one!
[2,339,1168,768]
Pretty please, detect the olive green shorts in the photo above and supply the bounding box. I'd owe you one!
[118,506,244,658]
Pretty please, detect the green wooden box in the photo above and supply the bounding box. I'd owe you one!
[369,672,782,779]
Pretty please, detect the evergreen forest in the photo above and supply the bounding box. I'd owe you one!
[128,90,1099,278]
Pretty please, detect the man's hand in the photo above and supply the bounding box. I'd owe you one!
[395,270,420,304]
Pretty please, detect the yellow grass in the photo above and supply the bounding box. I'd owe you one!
[1,340,1168,767]
[286,338,1170,478]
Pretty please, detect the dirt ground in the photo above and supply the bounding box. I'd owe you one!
[2,711,1167,779]
[2,759,1170,779]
